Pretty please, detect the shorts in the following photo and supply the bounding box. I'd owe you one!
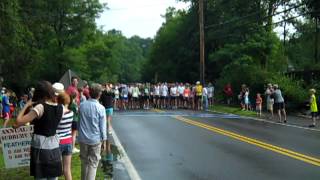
[195,95,202,102]
[121,96,128,101]
[256,104,262,111]
[3,112,10,120]
[106,108,113,116]
[144,95,150,100]
[311,112,318,118]
[59,143,72,156]
[274,102,285,111]
[72,121,78,130]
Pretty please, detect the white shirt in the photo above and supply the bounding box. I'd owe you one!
[161,85,168,97]
[171,87,178,96]
[178,86,185,95]
[155,86,160,96]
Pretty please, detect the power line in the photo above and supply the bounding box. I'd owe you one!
[205,2,305,29]
[207,10,319,40]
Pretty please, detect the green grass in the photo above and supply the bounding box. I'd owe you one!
[209,104,258,117]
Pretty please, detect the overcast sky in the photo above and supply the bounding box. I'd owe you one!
[96,0,190,38]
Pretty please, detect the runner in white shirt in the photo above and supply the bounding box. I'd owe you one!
[154,84,160,108]
[178,83,185,108]
[161,83,168,108]
[202,86,208,111]
[207,83,214,106]
[132,85,140,109]
[170,84,178,109]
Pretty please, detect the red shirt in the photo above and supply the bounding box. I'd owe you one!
[83,87,90,99]
[256,97,262,105]
[66,85,80,105]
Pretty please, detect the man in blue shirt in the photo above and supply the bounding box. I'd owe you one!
[78,83,107,180]
[2,90,11,128]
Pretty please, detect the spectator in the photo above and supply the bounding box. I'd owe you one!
[207,82,214,106]
[256,93,263,117]
[0,89,3,118]
[69,92,80,153]
[78,83,107,180]
[2,90,11,128]
[57,92,73,180]
[309,89,317,128]
[66,76,80,106]
[265,83,274,119]
[224,83,233,105]
[15,81,63,179]
[82,81,90,100]
[273,84,287,123]
[100,84,114,161]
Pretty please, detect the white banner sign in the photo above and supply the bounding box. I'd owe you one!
[0,126,33,168]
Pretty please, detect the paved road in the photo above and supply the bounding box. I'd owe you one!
[112,110,320,180]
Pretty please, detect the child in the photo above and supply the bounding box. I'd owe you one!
[309,89,317,127]
[256,93,263,117]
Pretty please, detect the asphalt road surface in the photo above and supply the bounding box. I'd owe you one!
[112,110,320,180]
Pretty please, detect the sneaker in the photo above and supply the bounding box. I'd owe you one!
[284,120,287,123]
[308,124,316,128]
[72,147,80,153]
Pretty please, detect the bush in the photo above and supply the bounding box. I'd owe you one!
[215,64,308,110]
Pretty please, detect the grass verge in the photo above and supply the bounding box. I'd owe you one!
[209,104,258,117]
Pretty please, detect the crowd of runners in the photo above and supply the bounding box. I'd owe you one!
[102,81,215,111]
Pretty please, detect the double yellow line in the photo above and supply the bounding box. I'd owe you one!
[174,115,320,167]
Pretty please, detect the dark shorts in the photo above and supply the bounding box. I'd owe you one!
[72,121,78,131]
[121,96,128,101]
[311,112,318,118]
[195,95,202,102]
[59,143,72,156]
[144,95,150,100]
[274,102,285,111]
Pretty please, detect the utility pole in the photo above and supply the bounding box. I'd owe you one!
[199,0,205,86]
[315,17,319,63]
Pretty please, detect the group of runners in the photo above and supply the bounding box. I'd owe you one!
[105,81,215,111]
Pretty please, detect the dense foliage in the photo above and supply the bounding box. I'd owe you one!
[144,0,319,105]
[0,0,151,93]
[1,0,319,106]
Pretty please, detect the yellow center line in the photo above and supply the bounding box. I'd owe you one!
[174,115,320,167]
[152,109,165,113]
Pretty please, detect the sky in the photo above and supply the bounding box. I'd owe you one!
[96,0,190,38]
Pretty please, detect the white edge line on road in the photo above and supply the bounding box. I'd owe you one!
[112,128,142,180]
[209,110,320,132]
